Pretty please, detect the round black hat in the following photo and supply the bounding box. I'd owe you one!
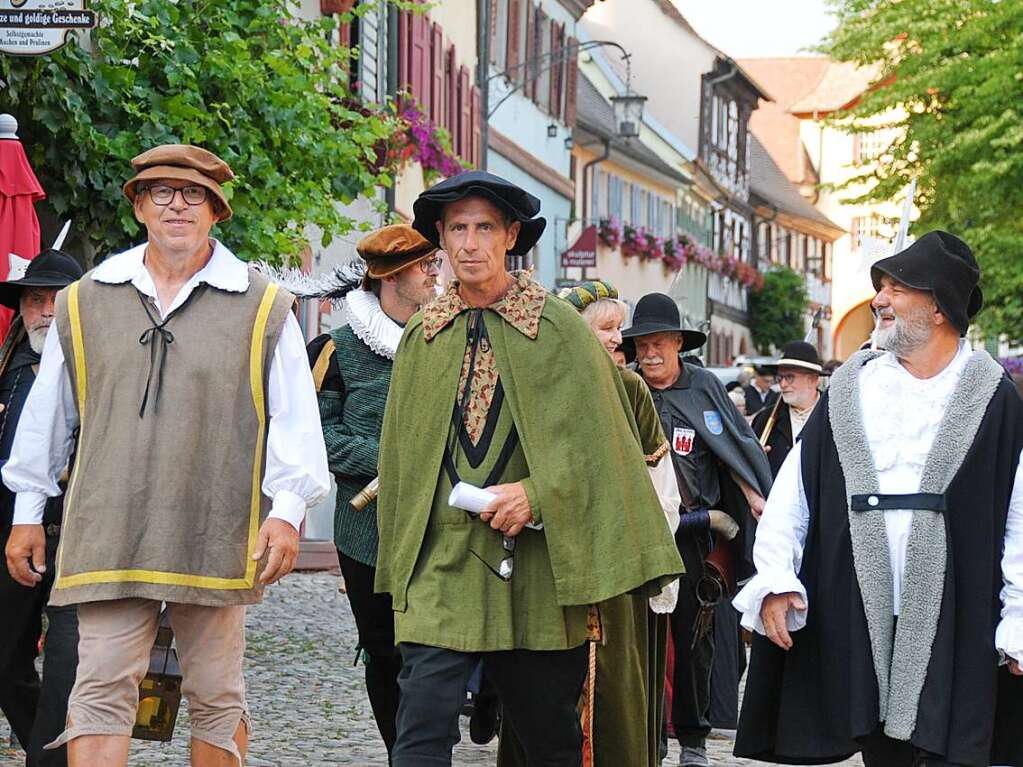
[770,340,825,375]
[620,292,707,353]
[0,249,84,310]
[412,170,547,256]
[870,230,982,336]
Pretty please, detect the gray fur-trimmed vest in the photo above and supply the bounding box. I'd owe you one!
[51,271,295,607]
[828,349,1004,739]
[735,349,1023,767]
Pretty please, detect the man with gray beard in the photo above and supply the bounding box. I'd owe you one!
[752,341,828,478]
[621,292,772,767]
[735,231,1023,767]
[0,248,83,767]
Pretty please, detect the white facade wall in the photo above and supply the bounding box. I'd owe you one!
[799,113,909,358]
[487,0,580,288]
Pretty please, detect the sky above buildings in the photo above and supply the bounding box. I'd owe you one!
[674,0,837,58]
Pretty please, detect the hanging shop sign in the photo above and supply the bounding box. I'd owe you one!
[561,224,598,268]
[0,1,96,57]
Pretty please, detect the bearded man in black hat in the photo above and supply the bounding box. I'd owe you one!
[0,248,83,767]
[375,171,682,767]
[734,231,1023,767]
[621,293,772,767]
[752,341,827,478]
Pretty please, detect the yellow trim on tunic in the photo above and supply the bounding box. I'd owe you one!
[311,338,335,393]
[54,281,279,592]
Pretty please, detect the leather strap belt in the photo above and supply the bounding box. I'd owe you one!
[850,492,947,513]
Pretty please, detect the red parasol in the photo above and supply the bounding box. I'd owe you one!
[0,114,46,341]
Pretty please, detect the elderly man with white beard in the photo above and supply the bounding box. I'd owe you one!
[0,247,83,767]
[734,231,1023,767]
[752,341,828,478]
[621,292,772,767]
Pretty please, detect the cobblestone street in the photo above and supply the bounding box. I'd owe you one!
[0,572,862,766]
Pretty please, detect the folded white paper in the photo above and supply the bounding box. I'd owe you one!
[448,482,544,530]
[448,482,495,514]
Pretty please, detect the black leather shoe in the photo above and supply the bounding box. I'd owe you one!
[468,694,500,745]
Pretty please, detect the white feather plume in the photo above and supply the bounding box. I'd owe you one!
[252,260,367,304]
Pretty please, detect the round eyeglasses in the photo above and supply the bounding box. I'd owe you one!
[146,184,209,207]
[419,255,444,274]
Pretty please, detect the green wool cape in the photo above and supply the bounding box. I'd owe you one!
[375,292,683,612]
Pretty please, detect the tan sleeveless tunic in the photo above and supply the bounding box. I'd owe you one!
[50,270,294,607]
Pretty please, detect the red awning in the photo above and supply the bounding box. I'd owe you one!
[0,136,46,340]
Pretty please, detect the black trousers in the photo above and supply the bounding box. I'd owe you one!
[392,642,588,767]
[668,531,714,748]
[708,599,745,729]
[337,550,402,757]
[860,731,969,767]
[0,531,78,767]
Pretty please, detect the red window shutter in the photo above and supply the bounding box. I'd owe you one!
[523,3,534,94]
[564,36,578,126]
[399,11,412,94]
[320,0,356,13]
[471,85,481,167]
[430,23,444,124]
[459,66,472,161]
[488,0,499,65]
[410,12,431,110]
[446,46,458,137]
[549,21,563,118]
[506,0,521,78]
[531,8,546,103]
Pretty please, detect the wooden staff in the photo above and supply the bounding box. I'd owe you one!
[350,477,380,512]
[757,395,784,447]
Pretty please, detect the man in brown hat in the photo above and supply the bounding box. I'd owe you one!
[304,224,441,761]
[3,144,330,767]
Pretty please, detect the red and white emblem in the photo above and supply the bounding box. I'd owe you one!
[672,427,695,456]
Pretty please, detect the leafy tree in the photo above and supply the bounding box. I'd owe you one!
[749,268,809,354]
[0,0,401,264]
[823,0,1023,343]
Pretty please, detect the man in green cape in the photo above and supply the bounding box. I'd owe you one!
[376,171,683,767]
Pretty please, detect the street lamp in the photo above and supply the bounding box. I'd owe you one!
[611,94,647,139]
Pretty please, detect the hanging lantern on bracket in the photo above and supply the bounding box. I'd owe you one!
[132,608,182,742]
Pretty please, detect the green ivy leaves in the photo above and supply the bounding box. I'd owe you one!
[1,0,402,266]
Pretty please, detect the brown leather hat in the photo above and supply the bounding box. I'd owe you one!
[357,224,439,286]
[123,144,235,222]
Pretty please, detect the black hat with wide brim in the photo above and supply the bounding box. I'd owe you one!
[0,249,84,310]
[761,340,828,375]
[870,230,982,336]
[412,170,547,256]
[621,292,707,353]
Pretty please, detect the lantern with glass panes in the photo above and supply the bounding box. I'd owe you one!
[610,93,647,139]
[132,609,182,741]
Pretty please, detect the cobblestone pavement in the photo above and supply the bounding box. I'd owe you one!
[0,572,862,766]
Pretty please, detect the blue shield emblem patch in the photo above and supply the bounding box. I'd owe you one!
[703,410,724,436]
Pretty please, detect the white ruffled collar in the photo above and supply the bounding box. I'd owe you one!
[345,289,404,360]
